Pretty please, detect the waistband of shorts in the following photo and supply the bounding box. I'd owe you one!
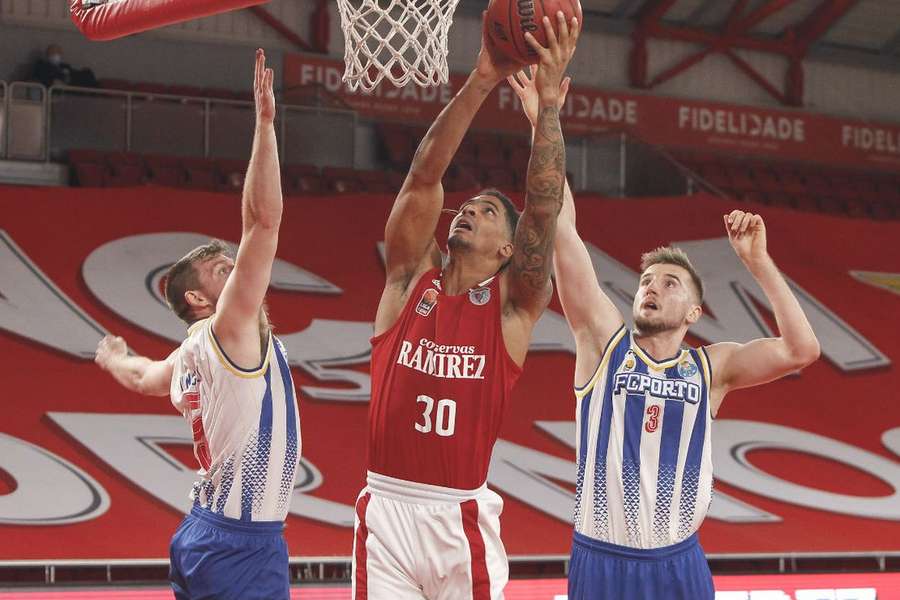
[573,531,700,560]
[189,506,284,535]
[366,470,486,504]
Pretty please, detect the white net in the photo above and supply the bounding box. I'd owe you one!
[336,0,461,92]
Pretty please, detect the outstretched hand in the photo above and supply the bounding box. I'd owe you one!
[725,209,768,265]
[523,11,579,103]
[507,64,571,128]
[95,335,127,371]
[254,48,276,123]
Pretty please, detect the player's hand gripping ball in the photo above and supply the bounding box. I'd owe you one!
[486,0,582,64]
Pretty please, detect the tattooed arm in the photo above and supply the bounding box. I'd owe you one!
[505,13,579,321]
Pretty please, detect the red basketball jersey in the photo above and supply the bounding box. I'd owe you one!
[368,267,522,489]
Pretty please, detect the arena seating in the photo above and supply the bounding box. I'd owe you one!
[677,152,900,220]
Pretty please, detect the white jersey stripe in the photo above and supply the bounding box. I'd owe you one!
[575,330,713,549]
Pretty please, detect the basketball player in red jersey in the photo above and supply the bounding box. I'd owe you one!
[352,12,579,600]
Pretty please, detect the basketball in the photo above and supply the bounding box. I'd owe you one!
[486,0,582,64]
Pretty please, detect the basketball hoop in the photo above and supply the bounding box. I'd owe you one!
[336,0,461,92]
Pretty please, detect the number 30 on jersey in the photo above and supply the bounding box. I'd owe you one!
[415,394,457,437]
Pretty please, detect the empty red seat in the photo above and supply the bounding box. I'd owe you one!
[73,162,108,187]
[145,155,184,187]
[282,164,323,196]
[106,152,146,187]
[483,167,515,190]
[322,167,363,194]
[181,158,218,190]
[68,149,108,187]
[216,159,248,193]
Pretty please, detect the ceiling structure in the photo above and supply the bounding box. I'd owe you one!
[460,0,900,105]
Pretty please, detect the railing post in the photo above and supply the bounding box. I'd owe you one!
[580,137,588,192]
[125,93,133,152]
[204,99,211,158]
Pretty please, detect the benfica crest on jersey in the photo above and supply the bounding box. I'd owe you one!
[416,288,439,317]
[468,286,491,306]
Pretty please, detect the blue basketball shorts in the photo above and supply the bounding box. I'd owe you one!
[568,531,714,600]
[169,506,290,600]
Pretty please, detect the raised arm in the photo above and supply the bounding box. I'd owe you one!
[382,16,522,294]
[505,13,580,321]
[95,335,176,397]
[508,66,623,370]
[706,210,821,414]
[212,49,282,367]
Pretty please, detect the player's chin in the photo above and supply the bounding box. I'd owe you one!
[447,234,471,251]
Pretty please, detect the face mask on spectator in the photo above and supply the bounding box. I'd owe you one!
[49,54,62,65]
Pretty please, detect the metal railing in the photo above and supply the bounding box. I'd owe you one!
[47,84,358,167]
[0,82,359,167]
[0,80,6,159]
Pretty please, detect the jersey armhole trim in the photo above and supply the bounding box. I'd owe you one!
[698,346,712,389]
[370,267,439,346]
[207,322,272,379]
[574,325,626,399]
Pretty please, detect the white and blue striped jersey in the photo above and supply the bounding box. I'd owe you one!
[170,317,301,522]
[573,326,713,549]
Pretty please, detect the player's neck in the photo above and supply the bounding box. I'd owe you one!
[632,328,687,361]
[441,255,497,296]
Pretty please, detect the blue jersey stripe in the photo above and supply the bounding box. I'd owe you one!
[677,348,708,538]
[274,343,299,509]
[589,335,630,539]
[241,366,274,521]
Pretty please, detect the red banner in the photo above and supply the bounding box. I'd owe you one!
[284,53,900,172]
[0,186,899,561]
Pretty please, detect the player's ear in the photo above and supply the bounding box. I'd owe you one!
[499,241,514,260]
[685,303,702,325]
[185,289,211,309]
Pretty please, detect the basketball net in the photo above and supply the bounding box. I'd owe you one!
[336,0,461,92]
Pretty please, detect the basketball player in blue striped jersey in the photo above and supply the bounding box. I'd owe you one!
[508,71,821,599]
[94,50,299,600]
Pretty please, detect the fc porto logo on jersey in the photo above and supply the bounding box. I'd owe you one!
[469,286,491,306]
[678,359,698,378]
[622,351,636,372]
[416,288,439,317]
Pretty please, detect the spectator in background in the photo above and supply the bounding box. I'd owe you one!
[31,44,98,88]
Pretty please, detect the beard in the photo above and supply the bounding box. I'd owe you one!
[633,313,680,335]
[447,234,472,252]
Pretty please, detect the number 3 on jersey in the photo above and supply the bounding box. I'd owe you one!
[644,404,660,433]
[415,394,457,437]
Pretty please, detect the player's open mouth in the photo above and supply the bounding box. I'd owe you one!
[642,301,659,310]
[454,220,473,232]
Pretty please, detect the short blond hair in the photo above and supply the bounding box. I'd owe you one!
[163,239,230,324]
[640,246,703,302]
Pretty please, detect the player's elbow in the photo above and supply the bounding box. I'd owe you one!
[785,337,821,370]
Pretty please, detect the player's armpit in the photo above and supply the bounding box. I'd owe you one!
[383,180,443,291]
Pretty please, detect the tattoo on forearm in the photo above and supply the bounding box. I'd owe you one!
[513,106,565,292]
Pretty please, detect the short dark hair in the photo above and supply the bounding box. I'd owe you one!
[475,188,520,240]
[163,239,230,325]
[640,246,704,302]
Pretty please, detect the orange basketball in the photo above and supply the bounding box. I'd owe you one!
[486,0,582,64]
